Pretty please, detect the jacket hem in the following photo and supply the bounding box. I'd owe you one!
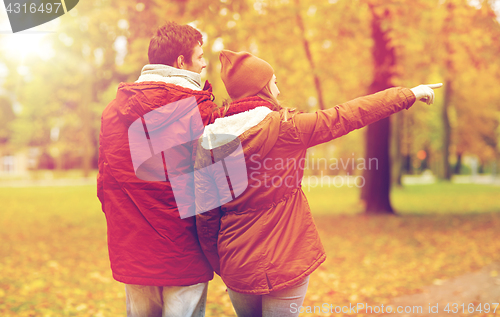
[112,271,214,287]
[223,252,326,295]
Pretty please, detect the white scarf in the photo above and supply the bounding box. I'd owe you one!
[136,64,202,91]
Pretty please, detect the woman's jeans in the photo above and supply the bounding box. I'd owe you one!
[227,276,309,317]
[125,282,208,317]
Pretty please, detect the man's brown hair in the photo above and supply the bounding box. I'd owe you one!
[148,22,203,66]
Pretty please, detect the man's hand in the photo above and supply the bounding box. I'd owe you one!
[410,83,443,105]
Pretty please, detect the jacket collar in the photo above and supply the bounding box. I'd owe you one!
[136,64,202,91]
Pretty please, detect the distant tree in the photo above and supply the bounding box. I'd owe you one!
[361,2,396,214]
[0,96,14,145]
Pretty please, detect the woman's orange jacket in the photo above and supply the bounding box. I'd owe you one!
[196,87,416,294]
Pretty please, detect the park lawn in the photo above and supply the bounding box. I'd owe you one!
[305,182,500,215]
[0,184,499,316]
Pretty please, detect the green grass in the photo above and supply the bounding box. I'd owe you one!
[0,183,499,316]
[392,183,500,214]
[0,169,98,181]
[305,182,500,215]
[0,186,117,317]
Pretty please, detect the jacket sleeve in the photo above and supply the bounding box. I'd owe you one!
[292,87,416,148]
[197,97,218,126]
[196,208,222,275]
[97,116,105,207]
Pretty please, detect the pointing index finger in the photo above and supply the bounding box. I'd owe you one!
[426,83,443,89]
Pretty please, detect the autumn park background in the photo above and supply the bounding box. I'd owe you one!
[1,0,500,316]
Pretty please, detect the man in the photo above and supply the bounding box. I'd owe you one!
[97,22,216,317]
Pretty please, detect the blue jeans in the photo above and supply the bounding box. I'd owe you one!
[227,276,310,317]
[125,282,208,317]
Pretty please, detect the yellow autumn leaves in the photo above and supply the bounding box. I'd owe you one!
[0,184,499,316]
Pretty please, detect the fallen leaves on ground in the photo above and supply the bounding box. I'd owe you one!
[0,185,499,316]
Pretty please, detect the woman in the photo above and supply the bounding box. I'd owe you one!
[195,50,441,317]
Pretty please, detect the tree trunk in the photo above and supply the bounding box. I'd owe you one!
[363,117,394,214]
[454,152,462,174]
[294,0,325,110]
[392,111,404,187]
[361,4,395,214]
[81,63,93,178]
[441,1,455,181]
[442,80,452,180]
[494,153,499,177]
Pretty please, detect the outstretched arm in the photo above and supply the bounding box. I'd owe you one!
[293,84,442,148]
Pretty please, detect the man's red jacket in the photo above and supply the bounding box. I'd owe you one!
[97,81,216,286]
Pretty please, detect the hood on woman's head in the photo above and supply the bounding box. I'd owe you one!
[219,50,274,101]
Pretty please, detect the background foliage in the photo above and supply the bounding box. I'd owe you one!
[0,0,499,178]
[0,0,500,315]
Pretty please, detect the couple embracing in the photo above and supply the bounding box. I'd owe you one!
[97,22,440,317]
